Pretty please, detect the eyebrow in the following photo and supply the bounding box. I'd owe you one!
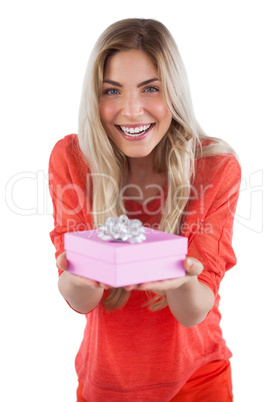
[103,78,160,88]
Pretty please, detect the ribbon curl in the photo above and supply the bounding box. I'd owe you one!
[98,215,146,244]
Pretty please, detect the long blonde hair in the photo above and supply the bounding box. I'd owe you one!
[78,18,236,311]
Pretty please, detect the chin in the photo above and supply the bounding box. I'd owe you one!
[123,149,153,159]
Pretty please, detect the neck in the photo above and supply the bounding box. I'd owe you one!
[125,154,167,204]
[127,154,155,180]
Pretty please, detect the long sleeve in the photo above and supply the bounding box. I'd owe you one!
[48,134,92,260]
[182,155,241,296]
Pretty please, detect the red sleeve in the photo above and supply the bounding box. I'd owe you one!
[48,134,93,268]
[182,155,241,296]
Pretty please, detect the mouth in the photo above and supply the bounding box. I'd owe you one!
[115,123,155,138]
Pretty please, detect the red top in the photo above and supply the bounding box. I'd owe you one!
[49,134,241,401]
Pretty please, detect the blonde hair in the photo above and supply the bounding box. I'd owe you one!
[78,19,236,311]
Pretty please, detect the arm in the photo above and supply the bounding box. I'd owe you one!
[164,156,241,326]
[165,260,215,327]
[136,258,214,327]
[57,252,106,314]
[49,136,106,313]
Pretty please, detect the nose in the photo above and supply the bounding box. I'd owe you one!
[121,95,144,119]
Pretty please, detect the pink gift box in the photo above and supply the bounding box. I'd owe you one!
[64,229,187,287]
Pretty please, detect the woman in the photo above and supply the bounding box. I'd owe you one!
[49,18,240,401]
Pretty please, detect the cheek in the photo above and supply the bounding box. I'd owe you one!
[99,101,117,123]
[149,100,171,122]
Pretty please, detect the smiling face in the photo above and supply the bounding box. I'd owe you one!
[99,50,172,159]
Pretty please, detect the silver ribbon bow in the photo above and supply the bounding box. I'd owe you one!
[98,215,146,244]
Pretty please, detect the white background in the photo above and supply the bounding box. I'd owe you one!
[1,1,267,401]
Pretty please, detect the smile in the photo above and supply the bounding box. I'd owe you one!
[116,124,154,137]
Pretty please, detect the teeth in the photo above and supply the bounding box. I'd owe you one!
[119,124,151,136]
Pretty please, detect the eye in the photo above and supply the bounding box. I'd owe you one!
[144,86,159,93]
[103,88,120,95]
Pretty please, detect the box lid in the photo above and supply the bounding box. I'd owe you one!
[65,229,188,264]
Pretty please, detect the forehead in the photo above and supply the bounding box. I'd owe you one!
[103,50,158,81]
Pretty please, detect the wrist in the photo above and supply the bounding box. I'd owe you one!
[58,272,104,314]
[166,278,214,327]
[166,275,198,297]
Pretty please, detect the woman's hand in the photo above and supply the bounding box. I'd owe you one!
[123,257,213,327]
[123,257,203,292]
[56,252,109,313]
[56,251,110,290]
